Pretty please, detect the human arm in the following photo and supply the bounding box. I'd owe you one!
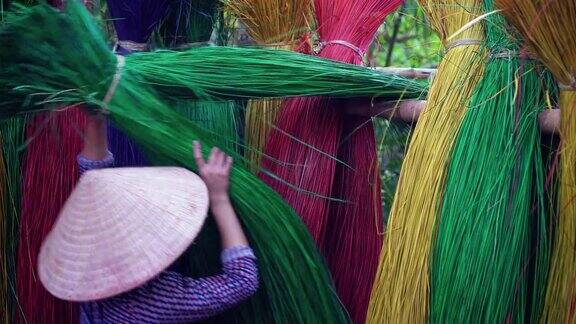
[192,141,249,249]
[78,112,114,175]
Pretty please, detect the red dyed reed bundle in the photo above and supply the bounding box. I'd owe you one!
[15,2,89,322]
[16,109,85,324]
[261,1,402,322]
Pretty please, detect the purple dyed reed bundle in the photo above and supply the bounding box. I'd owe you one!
[106,0,170,167]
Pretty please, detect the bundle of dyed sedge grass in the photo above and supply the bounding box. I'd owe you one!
[495,0,576,323]
[160,0,241,153]
[430,0,554,321]
[260,0,402,322]
[17,110,85,324]
[0,2,425,116]
[0,2,425,322]
[0,45,424,118]
[226,0,311,169]
[0,3,34,323]
[0,117,24,324]
[368,0,487,322]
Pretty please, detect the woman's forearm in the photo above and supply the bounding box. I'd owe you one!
[80,114,109,160]
[210,195,249,249]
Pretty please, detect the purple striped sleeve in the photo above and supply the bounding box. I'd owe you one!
[83,246,259,323]
[77,151,115,175]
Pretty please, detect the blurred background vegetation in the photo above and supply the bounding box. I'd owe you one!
[372,0,439,219]
[373,0,440,68]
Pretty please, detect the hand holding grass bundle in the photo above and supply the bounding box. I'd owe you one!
[153,5,246,320]
[494,0,576,322]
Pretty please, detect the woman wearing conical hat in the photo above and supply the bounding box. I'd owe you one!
[38,112,259,323]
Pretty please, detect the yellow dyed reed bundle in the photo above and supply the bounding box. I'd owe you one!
[494,1,576,322]
[226,0,312,171]
[367,1,487,322]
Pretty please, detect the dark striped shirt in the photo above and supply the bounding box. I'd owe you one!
[77,153,259,323]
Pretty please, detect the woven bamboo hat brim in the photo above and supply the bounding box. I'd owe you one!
[38,167,209,302]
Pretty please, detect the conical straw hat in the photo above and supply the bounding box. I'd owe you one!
[38,167,209,302]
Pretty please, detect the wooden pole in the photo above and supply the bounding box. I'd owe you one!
[343,99,560,135]
[376,67,436,80]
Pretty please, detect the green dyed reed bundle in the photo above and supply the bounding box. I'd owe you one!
[494,1,576,321]
[0,117,24,324]
[0,42,425,117]
[431,2,553,321]
[160,0,241,153]
[0,5,424,119]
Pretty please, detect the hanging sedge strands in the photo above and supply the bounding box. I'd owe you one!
[316,2,404,323]
[260,1,402,322]
[367,1,487,322]
[105,0,170,167]
[0,117,25,324]
[17,110,85,324]
[0,2,354,322]
[13,1,88,323]
[160,0,241,153]
[226,0,312,170]
[1,6,9,324]
[0,128,7,324]
[494,1,576,322]
[1,2,31,321]
[430,1,553,321]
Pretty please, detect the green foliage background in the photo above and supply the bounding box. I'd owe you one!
[374,0,441,68]
[373,0,439,220]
